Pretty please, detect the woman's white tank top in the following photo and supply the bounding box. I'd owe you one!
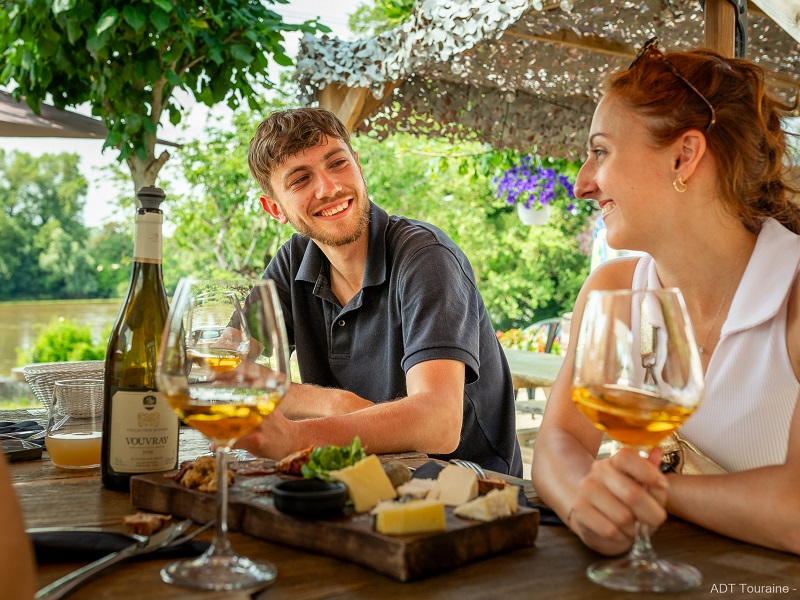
[631,218,800,471]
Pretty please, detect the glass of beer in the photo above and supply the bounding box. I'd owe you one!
[572,288,705,592]
[157,278,290,591]
[46,379,104,469]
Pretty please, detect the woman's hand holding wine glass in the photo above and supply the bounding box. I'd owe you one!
[157,278,290,592]
[571,288,705,592]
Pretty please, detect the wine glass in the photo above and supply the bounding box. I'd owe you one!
[157,278,290,591]
[572,288,705,592]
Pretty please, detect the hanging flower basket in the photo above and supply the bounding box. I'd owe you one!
[517,202,551,225]
[493,155,576,226]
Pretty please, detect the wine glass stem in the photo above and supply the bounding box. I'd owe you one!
[211,445,234,557]
[630,521,657,564]
[629,447,657,565]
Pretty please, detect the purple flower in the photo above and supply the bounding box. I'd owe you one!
[494,156,575,210]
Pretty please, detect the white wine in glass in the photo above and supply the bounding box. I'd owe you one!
[157,278,290,591]
[572,288,705,592]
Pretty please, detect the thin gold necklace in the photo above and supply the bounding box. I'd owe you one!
[697,245,746,355]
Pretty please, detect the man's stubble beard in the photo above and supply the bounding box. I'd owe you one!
[288,181,371,248]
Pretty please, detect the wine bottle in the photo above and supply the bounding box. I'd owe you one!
[101,186,179,491]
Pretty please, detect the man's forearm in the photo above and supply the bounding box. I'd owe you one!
[287,393,462,456]
[279,382,374,419]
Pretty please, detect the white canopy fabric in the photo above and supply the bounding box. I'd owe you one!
[296,0,800,159]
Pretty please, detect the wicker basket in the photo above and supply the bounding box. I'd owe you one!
[22,361,105,414]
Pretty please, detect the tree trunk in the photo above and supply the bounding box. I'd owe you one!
[127,150,171,205]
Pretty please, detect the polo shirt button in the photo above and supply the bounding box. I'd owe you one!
[338,320,346,327]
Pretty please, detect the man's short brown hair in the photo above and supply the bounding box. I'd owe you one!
[248,107,355,195]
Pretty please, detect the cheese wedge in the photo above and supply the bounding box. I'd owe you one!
[426,464,478,506]
[396,478,437,498]
[453,485,520,522]
[373,499,446,535]
[330,454,397,513]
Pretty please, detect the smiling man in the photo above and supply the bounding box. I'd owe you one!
[238,107,522,476]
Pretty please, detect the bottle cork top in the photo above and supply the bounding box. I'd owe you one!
[137,186,166,210]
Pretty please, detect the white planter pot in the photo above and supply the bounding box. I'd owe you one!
[517,203,551,226]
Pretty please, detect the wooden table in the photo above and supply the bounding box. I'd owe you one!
[502,348,564,391]
[7,408,800,599]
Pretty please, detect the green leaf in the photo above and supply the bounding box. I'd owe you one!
[165,69,182,87]
[122,6,146,32]
[208,46,223,65]
[143,59,160,83]
[95,8,118,36]
[152,0,173,12]
[300,437,367,481]
[85,31,108,57]
[125,113,142,134]
[162,42,185,63]
[229,44,254,65]
[51,0,76,17]
[65,18,83,45]
[149,8,170,32]
[272,52,292,67]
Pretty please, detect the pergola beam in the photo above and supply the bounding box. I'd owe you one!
[704,0,737,57]
[504,29,634,60]
[752,0,800,45]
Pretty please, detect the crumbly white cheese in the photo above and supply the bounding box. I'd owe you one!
[426,464,478,506]
[453,485,520,522]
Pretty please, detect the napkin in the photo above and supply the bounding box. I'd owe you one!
[30,530,210,563]
[0,420,46,446]
[411,461,565,527]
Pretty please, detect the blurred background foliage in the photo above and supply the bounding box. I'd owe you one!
[0,110,596,332]
[2,0,599,370]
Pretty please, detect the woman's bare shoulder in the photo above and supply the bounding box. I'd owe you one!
[584,256,642,292]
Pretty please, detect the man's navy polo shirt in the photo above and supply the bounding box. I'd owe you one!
[264,202,522,476]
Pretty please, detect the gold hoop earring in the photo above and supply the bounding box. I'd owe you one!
[673,176,688,193]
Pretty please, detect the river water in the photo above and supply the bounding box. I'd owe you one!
[0,299,122,378]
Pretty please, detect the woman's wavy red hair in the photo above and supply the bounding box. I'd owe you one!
[606,47,800,234]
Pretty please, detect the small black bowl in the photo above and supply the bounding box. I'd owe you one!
[271,479,348,518]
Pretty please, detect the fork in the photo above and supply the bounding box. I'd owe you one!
[168,518,215,546]
[0,429,47,440]
[35,519,214,600]
[449,458,487,479]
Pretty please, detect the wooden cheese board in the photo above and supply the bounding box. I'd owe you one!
[130,455,540,581]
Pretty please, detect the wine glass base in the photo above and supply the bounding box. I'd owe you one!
[587,556,702,592]
[161,552,277,591]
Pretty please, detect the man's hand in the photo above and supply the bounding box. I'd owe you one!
[568,447,669,556]
[234,409,297,460]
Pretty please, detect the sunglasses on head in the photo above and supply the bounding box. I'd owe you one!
[629,37,717,132]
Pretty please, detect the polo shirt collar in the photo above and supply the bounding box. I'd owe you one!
[646,217,800,336]
[294,200,389,290]
[363,202,388,288]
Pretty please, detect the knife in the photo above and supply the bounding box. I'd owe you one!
[34,519,192,600]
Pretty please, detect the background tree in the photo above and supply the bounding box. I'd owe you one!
[169,109,292,280]
[348,0,415,38]
[0,0,327,196]
[354,134,595,330]
[88,222,134,297]
[0,150,90,300]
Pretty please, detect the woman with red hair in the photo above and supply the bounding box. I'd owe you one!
[532,38,800,557]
